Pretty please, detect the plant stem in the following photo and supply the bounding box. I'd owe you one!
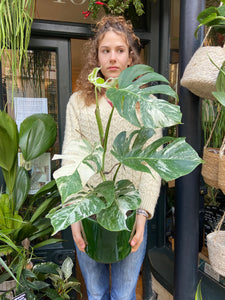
[113,163,121,182]
[95,87,104,146]
[94,87,107,181]
[102,105,114,172]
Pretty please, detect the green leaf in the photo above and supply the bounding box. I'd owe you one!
[32,180,58,200]
[88,67,118,89]
[45,288,64,300]
[0,110,18,171]
[13,166,29,212]
[12,222,38,244]
[0,258,17,282]
[195,280,203,300]
[195,5,225,37]
[33,262,59,275]
[47,181,115,234]
[33,238,63,249]
[216,61,225,92]
[97,180,141,231]
[112,132,203,182]
[0,194,23,231]
[30,191,60,223]
[197,8,218,24]
[212,91,225,105]
[106,64,180,128]
[53,139,103,203]
[61,257,73,280]
[19,113,57,161]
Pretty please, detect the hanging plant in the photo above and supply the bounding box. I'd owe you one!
[83,0,144,19]
[0,0,35,107]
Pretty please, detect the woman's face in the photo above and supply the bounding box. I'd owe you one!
[98,31,132,80]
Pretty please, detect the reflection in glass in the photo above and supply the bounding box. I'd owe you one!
[2,50,60,175]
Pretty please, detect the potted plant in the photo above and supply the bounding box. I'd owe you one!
[0,111,63,297]
[181,0,225,100]
[32,256,81,299]
[47,64,203,263]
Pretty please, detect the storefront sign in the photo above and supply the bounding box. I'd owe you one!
[53,0,87,4]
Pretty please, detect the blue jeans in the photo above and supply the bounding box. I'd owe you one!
[75,224,147,300]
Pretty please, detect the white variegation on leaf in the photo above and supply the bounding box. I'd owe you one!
[52,138,103,203]
[88,67,118,89]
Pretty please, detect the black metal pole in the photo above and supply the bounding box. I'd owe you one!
[174,1,205,299]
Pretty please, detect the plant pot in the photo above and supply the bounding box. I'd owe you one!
[0,280,16,299]
[81,211,136,263]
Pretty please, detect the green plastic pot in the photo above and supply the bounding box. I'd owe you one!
[81,211,136,263]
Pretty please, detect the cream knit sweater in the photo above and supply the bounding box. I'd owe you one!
[62,92,162,219]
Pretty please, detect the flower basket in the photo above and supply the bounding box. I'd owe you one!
[180,46,225,100]
[207,212,225,276]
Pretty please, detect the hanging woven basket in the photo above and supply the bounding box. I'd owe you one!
[207,212,225,277]
[202,147,220,189]
[180,46,225,100]
[201,106,222,189]
[218,135,225,194]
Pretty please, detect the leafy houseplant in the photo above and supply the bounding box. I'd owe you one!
[32,257,81,299]
[195,0,225,39]
[47,64,203,262]
[0,111,62,296]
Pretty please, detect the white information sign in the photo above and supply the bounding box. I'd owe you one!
[14,97,48,130]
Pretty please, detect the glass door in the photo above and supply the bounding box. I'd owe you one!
[1,36,71,171]
[0,36,73,249]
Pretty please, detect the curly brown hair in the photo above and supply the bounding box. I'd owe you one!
[75,15,142,105]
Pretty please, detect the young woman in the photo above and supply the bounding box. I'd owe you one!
[62,15,162,300]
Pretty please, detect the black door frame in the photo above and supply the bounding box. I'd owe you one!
[28,36,72,151]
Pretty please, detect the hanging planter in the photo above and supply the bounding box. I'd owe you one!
[207,211,225,277]
[181,2,225,100]
[180,46,225,100]
[201,103,222,188]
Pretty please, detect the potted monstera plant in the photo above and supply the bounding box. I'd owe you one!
[47,64,203,263]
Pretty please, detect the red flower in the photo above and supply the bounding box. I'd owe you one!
[82,11,91,18]
[95,1,108,6]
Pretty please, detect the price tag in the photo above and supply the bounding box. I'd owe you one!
[12,292,27,300]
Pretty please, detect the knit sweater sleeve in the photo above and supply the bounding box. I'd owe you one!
[138,128,162,219]
[61,93,81,166]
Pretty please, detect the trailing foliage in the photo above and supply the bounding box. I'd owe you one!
[0,0,35,106]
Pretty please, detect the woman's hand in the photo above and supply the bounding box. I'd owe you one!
[130,214,147,253]
[71,221,86,252]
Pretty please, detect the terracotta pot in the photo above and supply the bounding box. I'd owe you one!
[81,211,136,263]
